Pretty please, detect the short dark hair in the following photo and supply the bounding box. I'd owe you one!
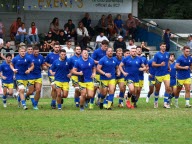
[54,42,60,46]
[6,53,12,58]
[33,46,39,51]
[27,44,33,48]
[17,17,21,20]
[183,46,190,50]
[101,40,109,45]
[169,53,175,57]
[160,42,166,46]
[60,49,66,53]
[68,19,72,22]
[123,49,130,53]
[136,46,142,49]
[129,39,135,43]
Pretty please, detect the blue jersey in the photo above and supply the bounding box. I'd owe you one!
[91,48,106,74]
[138,56,148,80]
[148,59,156,81]
[44,52,59,76]
[122,56,143,81]
[176,55,191,79]
[69,55,81,76]
[50,58,71,82]
[28,54,44,79]
[113,56,124,79]
[74,57,95,82]
[153,51,169,76]
[99,56,118,80]
[0,61,14,83]
[12,55,33,80]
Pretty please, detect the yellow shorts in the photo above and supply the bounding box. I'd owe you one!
[2,83,14,89]
[139,80,144,88]
[116,78,125,84]
[177,78,191,86]
[71,75,79,86]
[79,82,94,91]
[126,80,139,87]
[155,74,170,83]
[28,78,42,86]
[16,80,28,87]
[49,76,55,83]
[100,79,116,88]
[148,80,155,86]
[54,81,69,91]
[93,74,100,83]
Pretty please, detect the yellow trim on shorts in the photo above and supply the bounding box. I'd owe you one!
[148,80,155,86]
[79,82,94,91]
[126,80,139,87]
[2,83,14,89]
[116,78,125,84]
[155,74,170,83]
[94,74,100,83]
[71,75,79,86]
[139,80,144,88]
[28,78,42,85]
[16,80,28,87]
[100,79,116,88]
[177,78,191,86]
[49,76,55,83]
[54,81,69,91]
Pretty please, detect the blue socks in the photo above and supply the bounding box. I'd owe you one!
[90,97,94,104]
[2,95,6,104]
[154,92,159,102]
[119,92,124,104]
[34,100,38,107]
[21,100,26,106]
[51,100,56,106]
[164,92,169,103]
[74,97,80,107]
[108,94,114,103]
[58,104,61,109]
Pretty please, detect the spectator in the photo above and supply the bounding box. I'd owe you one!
[15,23,31,44]
[0,37,3,48]
[95,31,109,49]
[81,13,94,37]
[127,39,136,50]
[58,29,68,46]
[126,13,137,39]
[64,19,76,39]
[141,41,150,57]
[49,17,60,39]
[10,17,22,40]
[186,34,192,51]
[113,35,126,52]
[163,28,172,52]
[64,26,72,40]
[77,21,90,50]
[44,31,55,50]
[105,14,116,40]
[28,22,39,44]
[96,15,107,34]
[39,43,49,57]
[114,14,126,38]
[0,19,5,38]
[62,40,74,58]
[1,41,14,60]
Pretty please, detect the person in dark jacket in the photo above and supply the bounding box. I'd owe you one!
[113,35,126,52]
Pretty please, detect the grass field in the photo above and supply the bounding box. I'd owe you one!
[0,98,192,144]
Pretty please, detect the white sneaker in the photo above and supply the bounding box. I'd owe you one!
[146,97,149,103]
[23,106,28,110]
[3,103,7,108]
[185,104,192,108]
[154,102,158,108]
[164,104,170,109]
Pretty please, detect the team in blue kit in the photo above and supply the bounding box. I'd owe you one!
[0,40,192,111]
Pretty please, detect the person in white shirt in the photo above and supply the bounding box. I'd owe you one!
[127,39,136,50]
[0,38,3,48]
[95,31,109,49]
[62,40,74,58]
[28,22,39,44]
[15,23,31,44]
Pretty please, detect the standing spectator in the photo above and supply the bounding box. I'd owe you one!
[114,14,126,38]
[58,29,68,46]
[15,23,31,44]
[64,19,76,39]
[10,17,22,40]
[163,28,172,52]
[186,34,192,52]
[0,19,5,38]
[95,31,109,49]
[113,35,126,52]
[62,40,74,58]
[77,21,90,50]
[49,17,60,39]
[28,22,39,44]
[126,13,137,39]
[127,39,136,50]
[1,41,14,60]
[44,31,55,50]
[96,15,107,34]
[141,41,150,57]
[81,13,94,37]
[105,14,116,40]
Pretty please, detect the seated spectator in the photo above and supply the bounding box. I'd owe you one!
[0,19,5,38]
[58,29,68,46]
[15,23,31,44]
[62,40,74,58]
[113,35,126,52]
[0,37,3,48]
[114,14,126,38]
[126,13,137,39]
[187,34,192,52]
[95,31,109,49]
[96,15,107,34]
[127,39,136,50]
[10,17,22,40]
[77,21,90,50]
[44,31,55,50]
[141,41,150,57]
[64,19,76,39]
[64,26,72,40]
[1,41,14,60]
[81,13,94,37]
[28,22,39,44]
[105,14,116,40]
[49,17,60,40]
[39,43,49,57]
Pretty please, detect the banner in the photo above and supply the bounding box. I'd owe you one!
[24,0,132,13]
